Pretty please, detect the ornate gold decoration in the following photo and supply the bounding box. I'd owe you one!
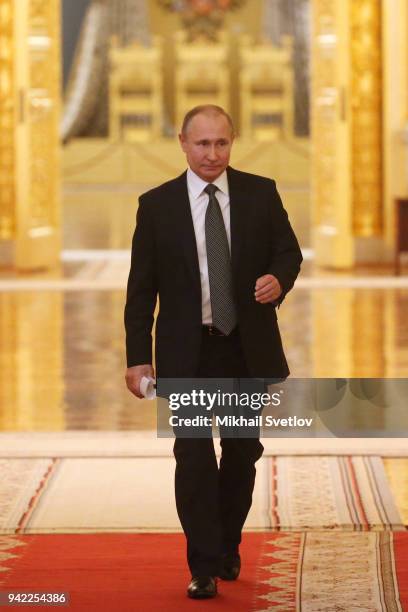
[174,29,230,129]
[109,36,163,142]
[0,0,15,240]
[158,0,245,40]
[350,0,382,236]
[239,34,294,141]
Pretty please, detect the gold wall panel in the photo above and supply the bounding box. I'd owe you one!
[350,0,382,236]
[0,0,15,240]
[0,0,61,270]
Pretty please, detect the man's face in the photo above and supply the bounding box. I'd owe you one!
[179,113,234,182]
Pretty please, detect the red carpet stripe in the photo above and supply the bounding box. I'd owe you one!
[346,456,370,529]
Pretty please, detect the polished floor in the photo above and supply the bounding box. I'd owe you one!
[0,274,408,431]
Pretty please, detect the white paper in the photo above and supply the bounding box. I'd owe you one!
[140,376,156,400]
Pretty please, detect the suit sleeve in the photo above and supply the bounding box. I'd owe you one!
[124,195,158,367]
[267,180,303,307]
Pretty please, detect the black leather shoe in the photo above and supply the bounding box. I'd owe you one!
[219,552,241,581]
[187,576,218,599]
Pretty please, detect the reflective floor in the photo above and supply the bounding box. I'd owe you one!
[0,276,407,431]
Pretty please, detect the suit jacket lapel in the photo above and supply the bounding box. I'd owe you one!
[171,171,201,295]
[227,166,247,283]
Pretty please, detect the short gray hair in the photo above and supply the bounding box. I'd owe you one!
[181,105,234,136]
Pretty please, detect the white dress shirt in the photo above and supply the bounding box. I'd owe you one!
[186,167,231,325]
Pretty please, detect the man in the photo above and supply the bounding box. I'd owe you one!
[125,105,302,599]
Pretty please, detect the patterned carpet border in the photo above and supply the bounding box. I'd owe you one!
[269,456,404,531]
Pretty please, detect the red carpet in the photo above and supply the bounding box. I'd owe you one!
[0,533,263,611]
[0,532,407,611]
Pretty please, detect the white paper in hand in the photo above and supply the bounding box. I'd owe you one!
[140,376,156,399]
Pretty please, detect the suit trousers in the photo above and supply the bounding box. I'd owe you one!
[173,327,264,576]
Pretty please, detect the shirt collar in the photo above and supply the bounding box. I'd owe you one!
[187,167,229,200]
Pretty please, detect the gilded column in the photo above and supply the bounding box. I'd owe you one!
[350,0,382,237]
[311,0,354,268]
[382,0,408,255]
[24,0,61,251]
[3,0,62,270]
[311,0,383,268]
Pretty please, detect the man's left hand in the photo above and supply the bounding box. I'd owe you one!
[254,274,282,304]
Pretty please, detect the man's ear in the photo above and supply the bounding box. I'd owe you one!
[178,133,187,152]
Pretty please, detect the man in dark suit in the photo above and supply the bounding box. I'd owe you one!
[125,105,302,599]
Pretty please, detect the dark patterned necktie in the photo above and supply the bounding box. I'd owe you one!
[204,184,237,335]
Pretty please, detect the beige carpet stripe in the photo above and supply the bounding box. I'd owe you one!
[18,457,269,533]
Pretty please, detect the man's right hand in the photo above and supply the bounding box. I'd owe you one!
[125,364,155,399]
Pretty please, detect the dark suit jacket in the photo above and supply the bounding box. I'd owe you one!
[124,166,302,378]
